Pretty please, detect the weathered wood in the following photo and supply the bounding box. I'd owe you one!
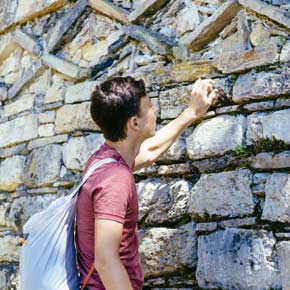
[213,41,279,74]
[42,54,90,80]
[183,0,242,51]
[46,0,88,52]
[8,60,44,100]
[125,24,178,55]
[128,0,170,23]
[239,0,290,30]
[14,29,42,56]
[89,0,129,24]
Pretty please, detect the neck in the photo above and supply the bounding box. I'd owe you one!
[105,137,143,169]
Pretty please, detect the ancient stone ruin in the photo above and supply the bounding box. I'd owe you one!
[0,0,290,289]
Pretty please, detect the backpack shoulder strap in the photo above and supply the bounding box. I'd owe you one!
[73,158,117,198]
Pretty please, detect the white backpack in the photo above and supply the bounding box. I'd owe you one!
[20,158,117,290]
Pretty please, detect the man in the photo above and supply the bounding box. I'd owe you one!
[76,76,218,290]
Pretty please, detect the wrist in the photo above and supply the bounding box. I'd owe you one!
[182,107,198,124]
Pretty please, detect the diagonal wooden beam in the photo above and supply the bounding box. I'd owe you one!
[239,0,290,31]
[14,29,42,56]
[89,0,129,24]
[128,0,170,23]
[46,0,88,52]
[7,59,44,100]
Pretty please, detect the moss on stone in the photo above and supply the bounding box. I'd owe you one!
[251,136,289,154]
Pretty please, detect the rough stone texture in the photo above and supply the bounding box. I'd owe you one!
[24,144,62,188]
[38,123,55,137]
[0,114,38,149]
[233,68,290,104]
[0,0,18,33]
[187,115,246,160]
[195,222,217,233]
[3,94,35,117]
[0,156,26,192]
[139,222,197,278]
[197,228,281,289]
[262,173,290,223]
[0,234,20,263]
[214,41,279,74]
[239,0,290,30]
[246,109,290,146]
[38,111,56,124]
[62,134,104,171]
[277,241,290,290]
[280,42,290,63]
[0,265,19,290]
[27,134,68,150]
[65,80,96,103]
[158,163,192,176]
[218,217,257,229]
[189,169,254,220]
[182,0,242,50]
[15,0,68,24]
[251,151,290,169]
[137,178,192,225]
[8,194,58,231]
[55,102,100,133]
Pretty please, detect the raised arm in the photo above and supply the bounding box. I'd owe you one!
[133,78,218,171]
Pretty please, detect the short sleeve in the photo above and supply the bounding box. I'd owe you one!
[93,166,132,224]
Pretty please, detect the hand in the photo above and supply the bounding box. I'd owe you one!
[189,78,218,119]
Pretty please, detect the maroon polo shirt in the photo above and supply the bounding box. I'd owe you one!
[75,143,144,290]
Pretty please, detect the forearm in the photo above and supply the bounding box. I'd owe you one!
[95,257,133,290]
[143,107,197,161]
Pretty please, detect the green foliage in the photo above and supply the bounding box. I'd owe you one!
[234,145,248,156]
[252,136,289,154]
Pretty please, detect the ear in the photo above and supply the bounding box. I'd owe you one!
[127,116,140,132]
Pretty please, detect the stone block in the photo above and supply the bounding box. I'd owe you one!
[62,134,104,171]
[189,169,254,220]
[65,80,96,104]
[8,194,58,231]
[139,222,197,278]
[0,234,20,263]
[187,115,246,160]
[27,134,68,150]
[137,178,192,225]
[233,68,290,104]
[55,102,100,134]
[251,151,290,169]
[277,242,290,290]
[38,111,56,123]
[0,0,17,33]
[246,109,290,146]
[0,114,38,148]
[3,94,34,117]
[197,228,281,289]
[38,123,55,137]
[262,173,290,223]
[0,155,26,192]
[24,144,62,187]
[280,42,290,63]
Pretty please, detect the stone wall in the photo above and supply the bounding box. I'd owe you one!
[0,0,289,289]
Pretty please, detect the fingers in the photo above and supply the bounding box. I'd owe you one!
[208,89,219,105]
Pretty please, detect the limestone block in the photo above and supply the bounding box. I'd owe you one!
[45,84,65,104]
[38,123,55,137]
[3,94,34,117]
[214,41,279,74]
[38,111,56,123]
[0,200,9,227]
[218,217,257,228]
[262,173,290,223]
[65,80,96,103]
[277,241,290,290]
[0,143,26,159]
[55,102,100,133]
[82,41,108,64]
[182,0,241,50]
[0,114,38,148]
[187,115,246,160]
[27,134,68,150]
[8,194,58,231]
[139,222,197,278]
[0,54,19,76]
[137,178,192,225]
[0,0,18,33]
[24,144,62,187]
[0,234,20,263]
[128,0,170,23]
[280,42,290,63]
[189,169,254,220]
[251,151,290,169]
[233,68,290,104]
[15,0,68,24]
[0,265,19,290]
[0,156,26,192]
[158,163,192,176]
[246,109,290,146]
[62,134,104,171]
[197,228,281,289]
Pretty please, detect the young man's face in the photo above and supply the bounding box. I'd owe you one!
[137,95,158,140]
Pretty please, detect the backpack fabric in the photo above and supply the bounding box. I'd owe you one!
[20,158,117,290]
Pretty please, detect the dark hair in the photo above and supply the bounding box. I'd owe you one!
[90,76,146,142]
